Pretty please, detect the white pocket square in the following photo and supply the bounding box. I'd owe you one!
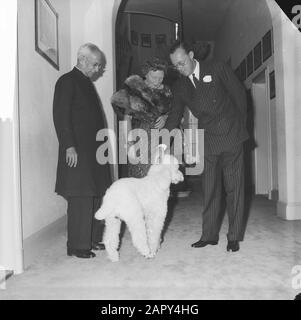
[203,75,212,83]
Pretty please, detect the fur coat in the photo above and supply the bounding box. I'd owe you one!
[111,75,172,125]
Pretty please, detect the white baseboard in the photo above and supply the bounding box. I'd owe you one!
[23,215,66,268]
[0,270,13,289]
[277,201,301,220]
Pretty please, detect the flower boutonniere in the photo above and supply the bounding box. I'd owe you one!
[202,75,212,83]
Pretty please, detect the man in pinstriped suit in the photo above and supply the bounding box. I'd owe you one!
[164,40,249,252]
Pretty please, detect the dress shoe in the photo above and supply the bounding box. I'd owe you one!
[191,239,218,248]
[227,241,240,252]
[67,248,96,258]
[92,242,105,251]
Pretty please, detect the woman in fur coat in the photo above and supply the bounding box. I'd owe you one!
[111,57,172,178]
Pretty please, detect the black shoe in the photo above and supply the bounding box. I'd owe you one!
[227,241,240,252]
[67,248,96,258]
[92,242,105,251]
[294,292,301,300]
[191,239,218,248]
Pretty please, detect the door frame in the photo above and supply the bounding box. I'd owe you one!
[252,67,273,198]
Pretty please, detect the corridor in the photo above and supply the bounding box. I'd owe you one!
[1,0,301,302]
[1,180,300,300]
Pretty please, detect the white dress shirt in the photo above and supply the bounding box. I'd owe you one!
[189,59,200,88]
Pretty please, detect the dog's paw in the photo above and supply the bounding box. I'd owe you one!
[108,255,119,262]
[109,257,119,262]
[145,252,156,259]
[107,251,119,262]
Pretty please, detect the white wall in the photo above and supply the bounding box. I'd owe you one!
[18,0,124,241]
[70,0,121,179]
[0,0,23,273]
[18,0,71,239]
[214,0,301,219]
[270,4,301,220]
[214,0,272,69]
[213,0,277,193]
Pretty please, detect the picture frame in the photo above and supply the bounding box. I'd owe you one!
[253,41,262,71]
[155,34,166,46]
[239,59,247,81]
[235,66,241,80]
[35,0,59,70]
[131,30,138,46]
[262,29,272,62]
[246,51,253,77]
[269,70,275,99]
[141,33,151,48]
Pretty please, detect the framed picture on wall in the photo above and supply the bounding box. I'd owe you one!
[35,0,59,70]
[239,59,247,81]
[246,51,253,77]
[141,33,151,48]
[235,66,241,80]
[269,70,276,99]
[131,30,138,46]
[253,41,262,71]
[262,29,272,62]
[155,34,166,46]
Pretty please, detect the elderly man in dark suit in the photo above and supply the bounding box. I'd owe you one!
[53,43,112,258]
[165,41,248,252]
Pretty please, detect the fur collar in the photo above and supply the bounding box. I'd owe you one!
[124,75,157,108]
[111,75,171,122]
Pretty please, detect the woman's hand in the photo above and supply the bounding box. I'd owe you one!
[153,114,168,129]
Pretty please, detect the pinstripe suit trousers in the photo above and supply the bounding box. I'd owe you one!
[200,143,245,242]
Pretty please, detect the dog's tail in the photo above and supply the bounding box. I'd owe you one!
[94,197,113,220]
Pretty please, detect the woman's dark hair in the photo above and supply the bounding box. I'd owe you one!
[141,57,168,76]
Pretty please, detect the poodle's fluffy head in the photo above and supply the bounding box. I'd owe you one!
[161,154,184,184]
[148,145,184,186]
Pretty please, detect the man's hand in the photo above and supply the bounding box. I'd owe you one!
[153,114,168,129]
[66,146,78,167]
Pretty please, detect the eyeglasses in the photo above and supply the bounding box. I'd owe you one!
[92,62,106,72]
[92,62,102,68]
[172,57,189,70]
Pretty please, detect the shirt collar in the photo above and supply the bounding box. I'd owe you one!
[74,66,90,79]
[188,59,200,85]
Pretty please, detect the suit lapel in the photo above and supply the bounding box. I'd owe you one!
[198,61,207,83]
[182,76,195,98]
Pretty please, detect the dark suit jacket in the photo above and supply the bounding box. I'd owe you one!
[164,60,249,155]
[53,67,112,197]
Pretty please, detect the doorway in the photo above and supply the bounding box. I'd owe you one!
[114,3,176,178]
[252,69,272,196]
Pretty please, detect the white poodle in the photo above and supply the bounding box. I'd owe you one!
[94,145,184,262]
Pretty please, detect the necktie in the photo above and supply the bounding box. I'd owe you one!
[192,73,199,87]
